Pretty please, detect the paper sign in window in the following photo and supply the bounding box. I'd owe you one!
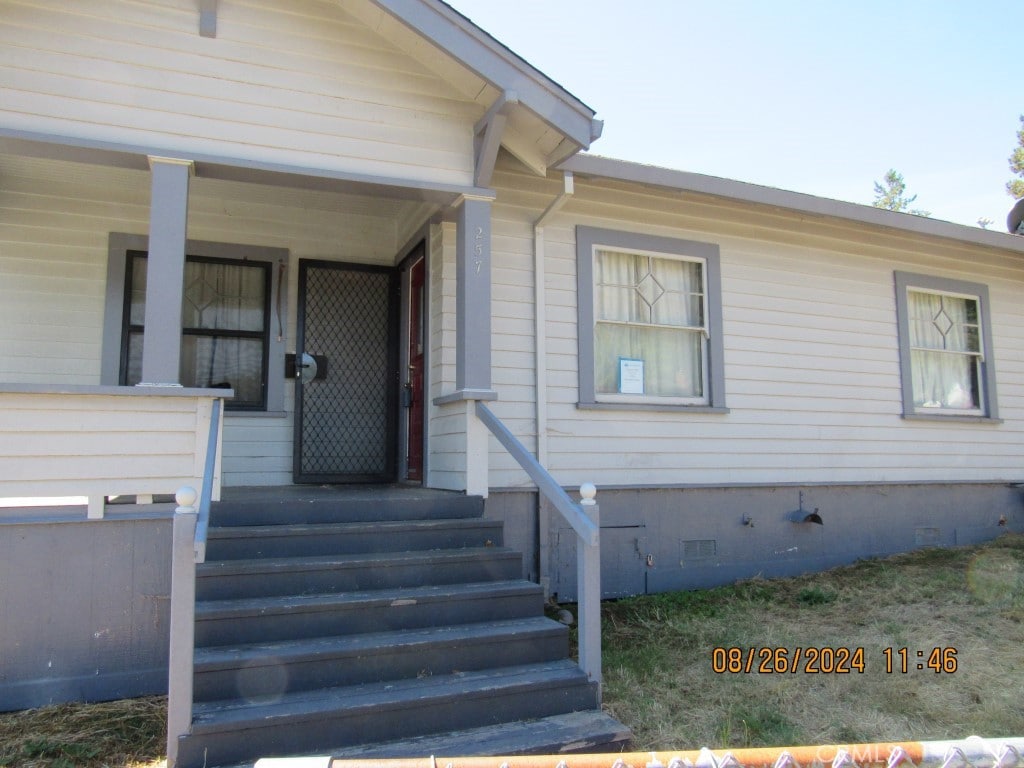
[619,358,645,394]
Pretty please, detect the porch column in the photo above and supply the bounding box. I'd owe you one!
[455,195,496,395]
[141,156,193,385]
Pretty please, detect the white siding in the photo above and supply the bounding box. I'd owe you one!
[0,0,478,185]
[486,162,1024,489]
[0,153,415,487]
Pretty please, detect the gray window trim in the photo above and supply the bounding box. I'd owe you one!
[893,271,999,422]
[575,226,727,411]
[102,232,289,415]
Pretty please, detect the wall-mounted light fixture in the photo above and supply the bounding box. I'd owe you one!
[742,514,755,528]
[789,491,823,525]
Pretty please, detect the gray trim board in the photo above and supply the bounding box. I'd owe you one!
[561,154,1024,256]
[575,226,727,410]
[893,271,999,421]
[371,0,599,150]
[103,233,289,413]
[199,0,218,37]
[0,132,495,205]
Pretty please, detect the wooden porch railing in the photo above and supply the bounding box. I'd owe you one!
[474,401,603,693]
[0,384,227,516]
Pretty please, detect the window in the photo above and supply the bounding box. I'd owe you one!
[122,253,271,410]
[576,227,726,410]
[894,271,998,420]
[102,234,289,414]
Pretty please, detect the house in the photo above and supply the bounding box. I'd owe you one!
[2,0,1023,763]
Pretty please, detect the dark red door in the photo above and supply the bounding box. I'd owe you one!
[406,255,425,481]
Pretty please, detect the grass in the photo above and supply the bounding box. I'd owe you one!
[0,697,165,768]
[2,534,1022,766]
[600,532,1024,749]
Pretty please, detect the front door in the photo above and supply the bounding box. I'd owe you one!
[405,253,426,481]
[294,260,399,483]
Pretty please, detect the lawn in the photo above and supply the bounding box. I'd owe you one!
[2,534,1022,767]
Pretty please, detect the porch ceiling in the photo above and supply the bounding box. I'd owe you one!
[0,149,438,257]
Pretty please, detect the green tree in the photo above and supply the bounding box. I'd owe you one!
[1007,114,1024,199]
[872,169,930,216]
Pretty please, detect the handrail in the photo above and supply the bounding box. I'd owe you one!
[475,401,598,546]
[193,397,221,564]
[474,400,602,691]
[167,396,224,767]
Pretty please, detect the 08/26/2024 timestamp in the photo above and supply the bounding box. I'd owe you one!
[710,646,958,674]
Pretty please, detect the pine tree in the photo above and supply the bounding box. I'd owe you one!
[1007,115,1024,200]
[872,169,930,216]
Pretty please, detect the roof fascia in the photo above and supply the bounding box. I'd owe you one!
[560,154,1024,255]
[369,0,600,150]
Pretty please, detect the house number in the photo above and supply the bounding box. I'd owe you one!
[474,226,486,274]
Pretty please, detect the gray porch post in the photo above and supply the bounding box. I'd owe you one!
[141,157,193,385]
[455,195,495,395]
[432,195,497,496]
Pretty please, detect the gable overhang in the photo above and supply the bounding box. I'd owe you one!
[560,154,1024,257]
[366,0,602,171]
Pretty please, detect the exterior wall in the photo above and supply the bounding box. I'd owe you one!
[0,0,477,186]
[483,160,1024,491]
[0,514,171,711]
[0,153,414,487]
[545,483,1022,601]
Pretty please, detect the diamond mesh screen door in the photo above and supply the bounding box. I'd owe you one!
[294,260,399,483]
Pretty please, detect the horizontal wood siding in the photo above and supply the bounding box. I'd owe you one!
[487,161,1024,488]
[0,390,214,499]
[0,0,477,185]
[0,153,413,487]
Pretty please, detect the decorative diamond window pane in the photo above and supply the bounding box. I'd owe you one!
[183,261,266,332]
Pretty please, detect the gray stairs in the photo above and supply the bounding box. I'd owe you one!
[175,491,630,768]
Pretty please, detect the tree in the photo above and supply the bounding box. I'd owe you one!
[872,169,930,216]
[1007,114,1024,200]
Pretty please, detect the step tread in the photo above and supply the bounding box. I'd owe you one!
[326,710,632,758]
[197,547,518,577]
[207,517,503,540]
[194,616,565,669]
[190,660,590,732]
[195,580,542,620]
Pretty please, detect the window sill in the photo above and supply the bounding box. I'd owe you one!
[225,410,288,419]
[578,401,730,414]
[902,413,1002,424]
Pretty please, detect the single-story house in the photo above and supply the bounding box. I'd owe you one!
[1,0,1022,762]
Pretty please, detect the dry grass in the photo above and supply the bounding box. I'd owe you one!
[2,535,1022,766]
[600,532,1024,749]
[0,697,165,768]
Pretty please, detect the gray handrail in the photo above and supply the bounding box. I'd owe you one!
[474,400,602,691]
[475,401,598,546]
[193,397,221,564]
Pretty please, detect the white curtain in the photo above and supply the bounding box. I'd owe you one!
[908,291,980,410]
[595,250,704,398]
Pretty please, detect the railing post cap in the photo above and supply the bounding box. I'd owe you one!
[579,482,597,505]
[175,486,198,513]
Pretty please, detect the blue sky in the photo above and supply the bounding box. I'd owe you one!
[446,1,1020,230]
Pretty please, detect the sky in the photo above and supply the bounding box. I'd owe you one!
[445,1,1020,230]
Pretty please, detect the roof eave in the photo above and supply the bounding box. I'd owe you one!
[560,154,1024,254]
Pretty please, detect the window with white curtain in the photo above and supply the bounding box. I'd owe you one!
[576,226,727,411]
[122,253,271,410]
[894,272,998,420]
[595,248,707,402]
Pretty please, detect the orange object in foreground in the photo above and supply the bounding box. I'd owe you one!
[255,737,1024,768]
